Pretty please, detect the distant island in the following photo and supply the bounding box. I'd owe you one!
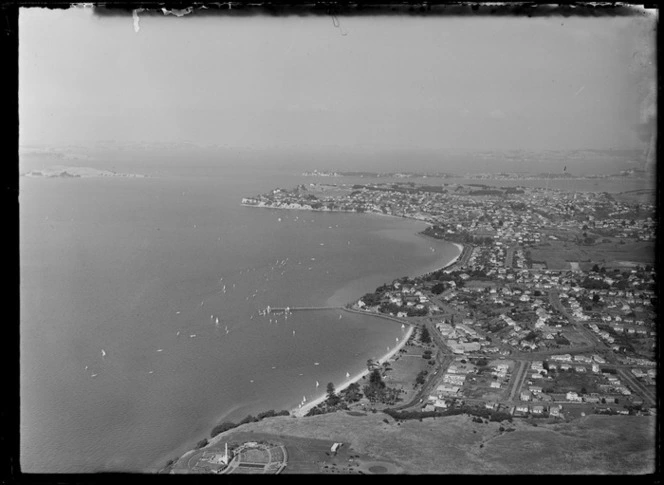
[22,165,147,178]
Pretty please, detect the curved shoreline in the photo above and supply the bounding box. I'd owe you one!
[166,207,464,470]
[291,322,415,417]
[290,241,463,418]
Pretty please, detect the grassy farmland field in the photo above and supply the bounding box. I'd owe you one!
[196,410,655,474]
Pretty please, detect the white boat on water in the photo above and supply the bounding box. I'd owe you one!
[101,349,106,358]
[157,349,163,352]
[176,331,180,336]
[346,372,351,378]
[316,381,319,387]
[91,373,97,378]
[292,330,296,336]
[303,396,307,402]
[339,315,342,319]
[215,317,219,325]
[314,362,319,366]
[190,334,196,338]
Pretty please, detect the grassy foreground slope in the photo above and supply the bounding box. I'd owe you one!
[206,412,656,474]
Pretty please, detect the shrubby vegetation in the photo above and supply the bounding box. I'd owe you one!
[210,409,290,438]
[363,369,401,405]
[383,405,513,423]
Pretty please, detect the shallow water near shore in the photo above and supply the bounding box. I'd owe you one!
[20,158,459,472]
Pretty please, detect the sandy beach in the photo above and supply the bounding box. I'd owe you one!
[444,243,464,269]
[292,240,462,418]
[291,323,415,417]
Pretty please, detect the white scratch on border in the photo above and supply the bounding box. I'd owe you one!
[133,9,142,33]
[162,7,194,17]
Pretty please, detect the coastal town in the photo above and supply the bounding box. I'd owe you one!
[241,177,656,419]
[165,176,655,474]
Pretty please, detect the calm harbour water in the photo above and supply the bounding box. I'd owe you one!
[19,160,460,472]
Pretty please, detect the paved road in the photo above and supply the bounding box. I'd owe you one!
[504,245,516,269]
[392,320,456,411]
[506,361,529,401]
[548,290,604,348]
[617,368,656,406]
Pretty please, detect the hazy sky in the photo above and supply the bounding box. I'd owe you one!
[19,7,656,152]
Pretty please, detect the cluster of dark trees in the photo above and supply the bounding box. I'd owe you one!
[210,409,290,438]
[363,369,401,405]
[415,369,428,386]
[422,225,494,245]
[420,326,431,344]
[383,405,513,423]
[423,269,466,288]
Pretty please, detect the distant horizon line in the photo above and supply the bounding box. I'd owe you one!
[19,142,645,154]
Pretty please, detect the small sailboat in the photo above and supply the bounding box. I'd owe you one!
[225,326,229,334]
[316,381,319,387]
[339,315,342,319]
[303,395,307,402]
[101,349,106,358]
[401,324,405,329]
[215,317,219,325]
[85,365,88,371]
[293,330,296,336]
[346,372,351,378]
[250,315,254,320]
[211,314,214,320]
[278,217,282,222]
[176,331,181,336]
